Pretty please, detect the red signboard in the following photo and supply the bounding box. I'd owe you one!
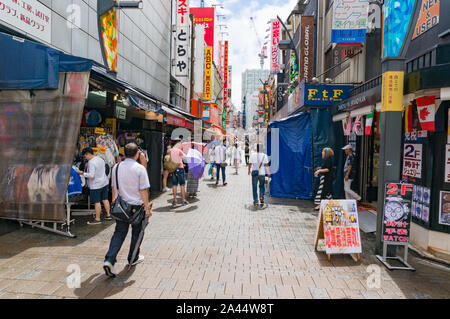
[271,20,281,74]
[190,7,215,52]
[210,103,219,127]
[223,41,229,108]
[166,114,185,127]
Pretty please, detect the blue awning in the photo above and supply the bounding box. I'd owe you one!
[0,32,93,90]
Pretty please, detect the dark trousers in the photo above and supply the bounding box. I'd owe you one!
[105,219,144,265]
[215,163,226,183]
[245,154,249,165]
[252,175,265,203]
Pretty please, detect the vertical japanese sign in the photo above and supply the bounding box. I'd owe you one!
[331,0,369,44]
[100,7,118,72]
[175,0,190,77]
[190,7,215,53]
[381,71,404,112]
[228,66,232,98]
[223,41,229,108]
[402,143,422,178]
[383,183,413,243]
[317,200,362,255]
[270,20,281,74]
[203,46,212,100]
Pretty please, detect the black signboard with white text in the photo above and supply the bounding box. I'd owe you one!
[382,183,413,243]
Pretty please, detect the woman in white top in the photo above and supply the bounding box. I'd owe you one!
[232,143,241,174]
[208,143,216,180]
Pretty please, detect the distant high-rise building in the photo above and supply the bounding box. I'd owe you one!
[241,69,270,101]
[244,91,260,129]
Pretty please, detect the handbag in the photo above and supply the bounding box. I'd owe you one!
[164,154,180,173]
[220,162,228,168]
[110,163,145,225]
[251,154,264,176]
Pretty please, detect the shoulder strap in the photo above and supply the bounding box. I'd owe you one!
[258,154,264,170]
[115,162,121,191]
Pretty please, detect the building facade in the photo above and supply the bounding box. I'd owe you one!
[241,69,270,102]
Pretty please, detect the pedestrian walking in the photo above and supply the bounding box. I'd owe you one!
[208,143,216,180]
[342,144,361,202]
[186,145,201,199]
[248,144,270,208]
[103,143,152,277]
[215,139,228,186]
[169,139,189,206]
[245,142,250,165]
[233,143,241,174]
[314,147,335,210]
[76,147,112,225]
[162,145,172,192]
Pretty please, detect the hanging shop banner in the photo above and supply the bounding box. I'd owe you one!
[331,0,369,44]
[99,7,118,72]
[412,185,430,223]
[439,191,450,226]
[270,20,281,74]
[202,103,210,120]
[383,183,413,243]
[190,7,215,52]
[412,0,440,40]
[402,143,422,178]
[203,46,212,100]
[446,145,450,183]
[316,200,362,255]
[128,94,161,113]
[0,0,52,44]
[228,66,232,98]
[223,41,229,108]
[381,71,404,112]
[210,103,219,127]
[175,0,190,77]
[166,113,185,127]
[297,16,315,82]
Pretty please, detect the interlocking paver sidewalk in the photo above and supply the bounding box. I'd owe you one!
[0,165,449,299]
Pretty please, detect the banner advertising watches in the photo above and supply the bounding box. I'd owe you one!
[0,0,52,44]
[402,143,422,178]
[223,41,229,108]
[317,200,362,255]
[412,185,430,223]
[175,0,190,77]
[190,7,215,52]
[203,46,212,100]
[383,183,413,243]
[271,20,281,74]
[331,0,369,44]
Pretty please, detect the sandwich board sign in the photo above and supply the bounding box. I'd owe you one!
[315,199,362,262]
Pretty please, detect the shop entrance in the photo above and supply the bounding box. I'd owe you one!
[359,127,380,207]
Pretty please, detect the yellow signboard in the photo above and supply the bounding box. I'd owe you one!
[204,46,212,101]
[94,127,106,135]
[381,71,404,112]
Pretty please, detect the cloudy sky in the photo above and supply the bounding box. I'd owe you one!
[190,0,297,110]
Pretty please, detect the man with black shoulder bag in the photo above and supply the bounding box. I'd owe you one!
[103,143,153,277]
[248,144,270,208]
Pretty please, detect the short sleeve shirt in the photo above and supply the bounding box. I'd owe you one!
[249,152,269,176]
[169,147,185,169]
[111,159,150,205]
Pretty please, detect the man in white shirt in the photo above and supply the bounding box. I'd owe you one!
[76,148,111,225]
[214,139,228,186]
[103,143,153,277]
[248,144,271,207]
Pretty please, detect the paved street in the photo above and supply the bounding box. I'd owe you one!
[0,166,449,299]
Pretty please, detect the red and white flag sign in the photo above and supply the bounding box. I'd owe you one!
[416,96,436,132]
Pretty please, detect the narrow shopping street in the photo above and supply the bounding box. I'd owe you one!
[0,165,448,299]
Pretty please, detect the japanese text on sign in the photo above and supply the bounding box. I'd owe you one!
[402,143,422,178]
[271,20,281,74]
[175,0,190,77]
[223,41,229,107]
[383,183,413,242]
[381,71,404,112]
[0,0,52,43]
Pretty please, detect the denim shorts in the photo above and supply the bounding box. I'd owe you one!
[172,168,186,186]
[90,185,109,203]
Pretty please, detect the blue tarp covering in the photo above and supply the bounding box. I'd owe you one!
[268,112,313,199]
[0,32,93,90]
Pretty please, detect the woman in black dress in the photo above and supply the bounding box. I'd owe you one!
[314,147,335,210]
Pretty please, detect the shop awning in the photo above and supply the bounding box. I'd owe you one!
[90,66,162,114]
[163,106,194,129]
[0,32,93,90]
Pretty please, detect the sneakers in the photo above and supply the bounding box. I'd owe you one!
[129,255,145,267]
[162,187,171,192]
[87,219,101,225]
[171,200,177,207]
[260,197,264,207]
[253,202,259,208]
[103,261,116,278]
[182,200,189,206]
[104,215,113,221]
[223,182,228,186]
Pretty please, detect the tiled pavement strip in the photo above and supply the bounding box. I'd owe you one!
[0,166,449,299]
